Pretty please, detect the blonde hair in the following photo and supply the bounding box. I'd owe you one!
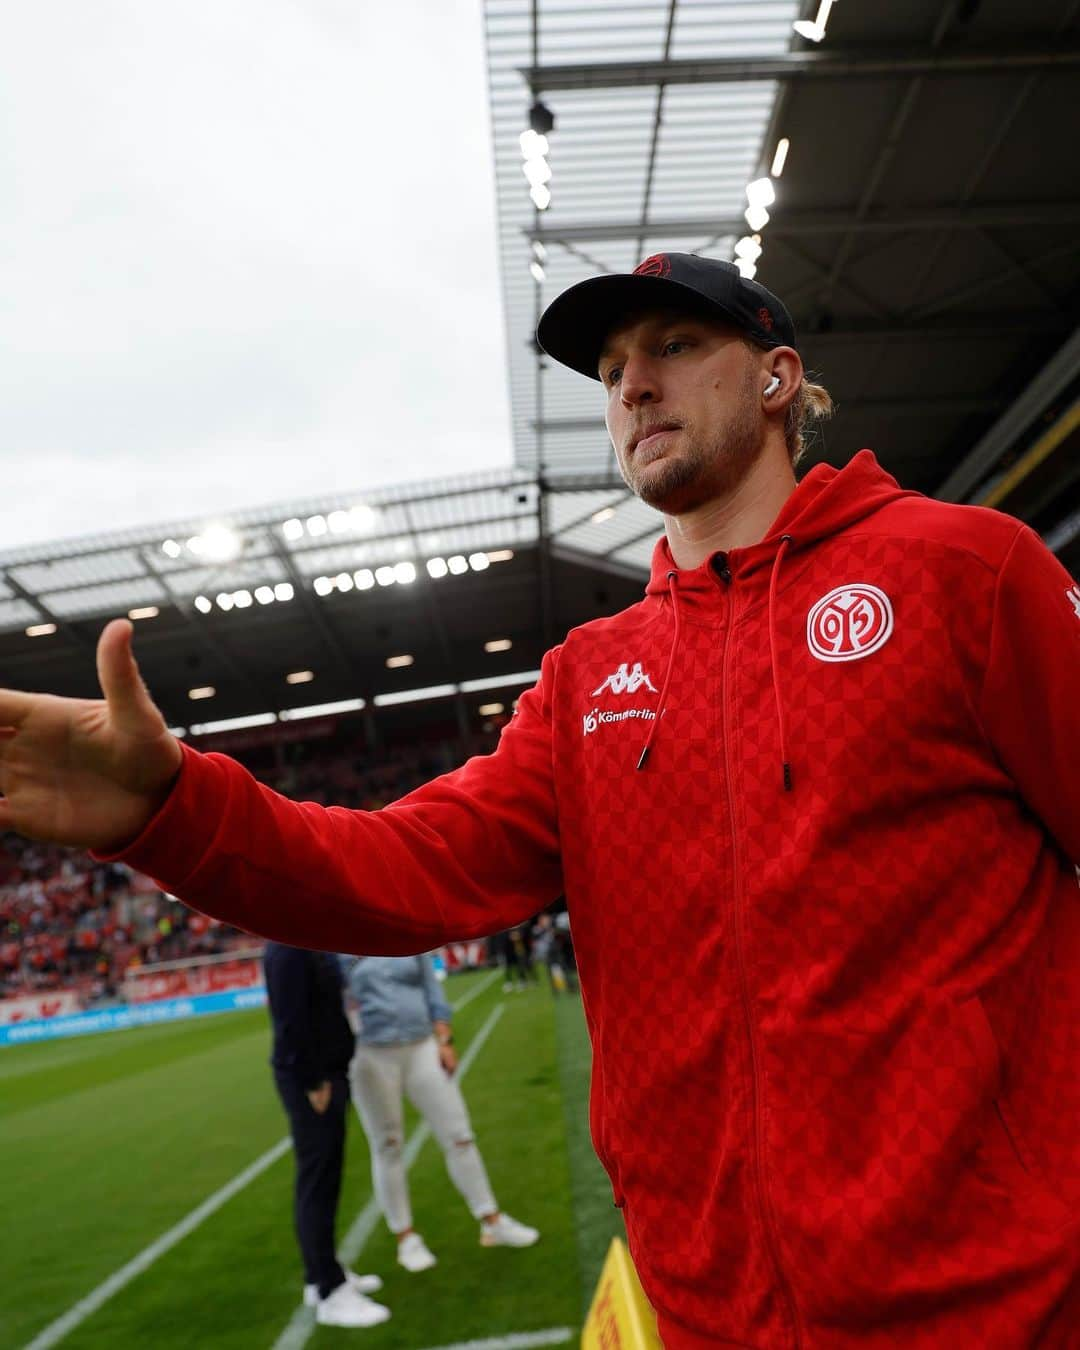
[785,376,834,467]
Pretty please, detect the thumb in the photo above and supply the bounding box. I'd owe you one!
[96,619,166,736]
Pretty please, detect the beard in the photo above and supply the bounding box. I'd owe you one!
[618,369,764,515]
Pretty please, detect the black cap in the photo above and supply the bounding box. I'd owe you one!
[536,251,797,381]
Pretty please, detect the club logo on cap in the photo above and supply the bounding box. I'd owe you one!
[757,307,774,333]
[634,254,671,278]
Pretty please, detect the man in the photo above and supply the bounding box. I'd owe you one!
[1,253,1077,1347]
[262,940,390,1329]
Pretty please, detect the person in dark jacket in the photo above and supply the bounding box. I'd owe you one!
[263,941,389,1330]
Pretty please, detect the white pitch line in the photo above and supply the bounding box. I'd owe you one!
[21,1135,293,1350]
[271,1002,506,1350]
[417,1328,574,1350]
[449,966,502,1014]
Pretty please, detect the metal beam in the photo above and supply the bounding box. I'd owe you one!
[527,202,1080,246]
[937,325,1080,502]
[0,572,92,653]
[523,43,1080,92]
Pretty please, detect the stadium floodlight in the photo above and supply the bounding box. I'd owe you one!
[280,697,366,720]
[523,158,552,189]
[385,654,414,669]
[484,638,513,653]
[313,575,334,597]
[335,571,354,593]
[190,712,277,735]
[233,590,253,609]
[530,260,545,283]
[350,504,378,532]
[746,177,776,210]
[215,592,235,611]
[771,137,791,177]
[460,669,542,693]
[735,258,758,279]
[478,702,505,717]
[521,103,554,213]
[354,568,375,590]
[273,582,294,602]
[282,518,304,541]
[448,555,469,575]
[744,203,770,232]
[375,565,396,587]
[193,595,213,614]
[487,549,514,563]
[188,685,216,700]
[327,510,350,534]
[198,524,241,562]
[468,552,490,572]
[374,683,457,708]
[394,561,417,584]
[161,539,182,559]
[128,606,159,621]
[426,557,449,579]
[255,586,275,605]
[25,622,58,637]
[533,241,546,264]
[734,235,763,265]
[529,183,551,211]
[591,507,616,524]
[285,669,315,684]
[306,514,328,537]
[793,0,835,42]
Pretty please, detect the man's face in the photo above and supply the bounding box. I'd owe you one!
[600,310,764,515]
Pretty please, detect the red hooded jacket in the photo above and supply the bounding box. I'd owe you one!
[109,451,1080,1347]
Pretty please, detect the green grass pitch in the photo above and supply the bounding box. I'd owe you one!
[1,969,624,1349]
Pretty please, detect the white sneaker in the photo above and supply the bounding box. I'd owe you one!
[480,1212,540,1248]
[304,1270,384,1307]
[315,1282,391,1328]
[397,1231,437,1272]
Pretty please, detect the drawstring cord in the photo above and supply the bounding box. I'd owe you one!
[637,570,681,770]
[768,535,793,791]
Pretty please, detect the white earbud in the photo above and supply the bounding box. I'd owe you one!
[763,375,781,398]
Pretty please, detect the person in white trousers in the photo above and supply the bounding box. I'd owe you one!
[342,953,540,1273]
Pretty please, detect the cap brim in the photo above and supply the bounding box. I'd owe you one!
[536,273,745,381]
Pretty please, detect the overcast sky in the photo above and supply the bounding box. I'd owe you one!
[1,0,512,551]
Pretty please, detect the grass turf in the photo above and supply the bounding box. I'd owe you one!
[2,968,614,1349]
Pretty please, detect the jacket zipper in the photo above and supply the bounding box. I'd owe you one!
[718,563,803,1348]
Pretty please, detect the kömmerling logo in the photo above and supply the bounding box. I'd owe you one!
[591,662,658,696]
[583,707,657,737]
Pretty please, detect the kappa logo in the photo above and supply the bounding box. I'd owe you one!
[591,662,658,696]
[1068,584,1080,620]
[807,583,894,662]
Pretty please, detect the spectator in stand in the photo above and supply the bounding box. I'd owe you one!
[263,941,390,1329]
[341,953,539,1273]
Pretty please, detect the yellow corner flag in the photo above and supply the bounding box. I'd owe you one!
[582,1237,663,1349]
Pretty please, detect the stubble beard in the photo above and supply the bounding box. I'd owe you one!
[621,377,764,516]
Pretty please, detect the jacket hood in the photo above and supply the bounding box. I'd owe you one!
[645,449,915,595]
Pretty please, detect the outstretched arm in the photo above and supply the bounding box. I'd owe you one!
[0,621,563,954]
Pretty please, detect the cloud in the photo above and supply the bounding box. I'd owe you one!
[0,0,512,549]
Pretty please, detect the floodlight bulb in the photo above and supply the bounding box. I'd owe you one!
[375,566,396,587]
[350,504,377,531]
[792,18,824,40]
[274,582,294,602]
[232,589,253,608]
[255,586,275,605]
[519,130,549,160]
[335,572,354,593]
[530,261,545,283]
[354,569,375,590]
[215,592,234,611]
[736,258,758,280]
[194,595,212,614]
[530,183,551,211]
[313,576,334,597]
[744,203,771,232]
[305,515,327,538]
[394,562,417,584]
[468,552,490,572]
[327,510,350,534]
[161,539,182,559]
[522,158,552,189]
[734,235,763,263]
[200,524,240,563]
[745,177,776,210]
[532,241,546,262]
[426,557,449,579]
[282,518,304,541]
[448,555,469,575]
[771,138,791,178]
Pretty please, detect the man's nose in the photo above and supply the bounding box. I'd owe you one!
[619,355,659,407]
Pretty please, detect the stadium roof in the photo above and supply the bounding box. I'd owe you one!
[485,0,1080,561]
[3,0,1077,731]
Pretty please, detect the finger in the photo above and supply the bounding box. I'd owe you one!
[96,619,163,734]
[0,691,33,728]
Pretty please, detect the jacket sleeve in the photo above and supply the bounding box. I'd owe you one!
[264,947,320,1089]
[101,648,564,955]
[420,954,452,1025]
[979,525,1080,864]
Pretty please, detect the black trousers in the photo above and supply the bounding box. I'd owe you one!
[274,1071,348,1299]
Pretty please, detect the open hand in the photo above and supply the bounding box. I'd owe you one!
[0,619,183,852]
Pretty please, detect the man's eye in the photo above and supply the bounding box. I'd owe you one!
[605,367,622,386]
[662,340,688,356]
